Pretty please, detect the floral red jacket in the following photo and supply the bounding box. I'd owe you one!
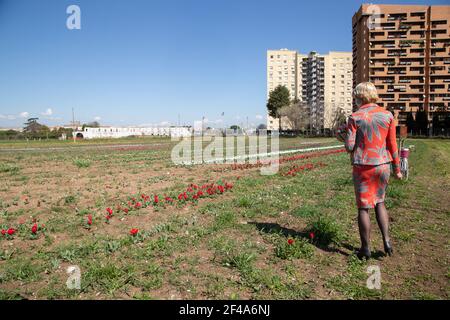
[344,103,400,174]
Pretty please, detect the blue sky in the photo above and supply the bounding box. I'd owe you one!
[0,0,448,128]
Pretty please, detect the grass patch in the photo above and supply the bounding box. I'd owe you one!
[275,237,314,260]
[73,158,91,168]
[0,163,20,174]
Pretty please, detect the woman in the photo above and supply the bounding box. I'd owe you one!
[337,82,402,259]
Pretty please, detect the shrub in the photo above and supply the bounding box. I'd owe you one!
[306,215,345,247]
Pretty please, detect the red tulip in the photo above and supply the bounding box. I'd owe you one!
[31,223,38,234]
[7,228,16,236]
[130,228,139,236]
[134,202,142,209]
[287,239,294,245]
[154,195,159,204]
[309,232,315,240]
[217,185,224,193]
[123,208,129,213]
[1,229,6,236]
[87,215,92,225]
[106,207,113,215]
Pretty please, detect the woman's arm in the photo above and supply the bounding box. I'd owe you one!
[386,116,401,174]
[345,116,356,152]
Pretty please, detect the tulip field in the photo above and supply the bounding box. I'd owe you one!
[0,137,448,300]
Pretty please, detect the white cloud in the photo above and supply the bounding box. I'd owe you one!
[0,114,17,120]
[255,114,263,120]
[94,116,101,121]
[19,112,29,118]
[41,108,53,116]
[159,121,170,126]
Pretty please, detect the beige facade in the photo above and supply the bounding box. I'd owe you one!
[323,52,354,129]
[267,49,306,130]
[267,49,352,131]
[352,4,450,128]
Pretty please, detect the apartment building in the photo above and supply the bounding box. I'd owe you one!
[267,49,353,131]
[302,51,353,131]
[352,4,450,129]
[267,49,306,130]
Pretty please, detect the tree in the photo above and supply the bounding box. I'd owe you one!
[267,85,291,130]
[82,121,100,131]
[23,118,48,139]
[229,125,241,131]
[278,101,310,131]
[87,121,100,127]
[257,123,267,130]
[0,129,22,140]
[326,106,347,133]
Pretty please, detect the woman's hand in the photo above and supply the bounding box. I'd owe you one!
[394,172,403,180]
[336,124,347,142]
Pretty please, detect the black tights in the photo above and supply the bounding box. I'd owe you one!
[358,202,391,251]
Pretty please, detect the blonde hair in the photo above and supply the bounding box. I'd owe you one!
[353,82,379,106]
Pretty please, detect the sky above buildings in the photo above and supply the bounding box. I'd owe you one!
[0,0,448,128]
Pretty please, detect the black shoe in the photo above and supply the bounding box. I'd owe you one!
[383,240,394,257]
[357,247,371,260]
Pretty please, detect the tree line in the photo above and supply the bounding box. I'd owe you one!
[0,118,101,140]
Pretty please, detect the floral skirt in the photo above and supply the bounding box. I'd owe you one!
[352,163,391,209]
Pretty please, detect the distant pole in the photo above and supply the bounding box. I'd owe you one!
[72,107,75,129]
[178,114,181,127]
[201,116,205,137]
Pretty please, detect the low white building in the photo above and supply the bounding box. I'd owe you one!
[72,126,192,139]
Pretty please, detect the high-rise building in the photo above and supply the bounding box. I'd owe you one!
[267,49,353,131]
[302,51,353,132]
[352,4,450,131]
[266,49,306,130]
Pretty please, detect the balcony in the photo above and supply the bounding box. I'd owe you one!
[431,67,449,75]
[399,96,424,103]
[408,51,424,58]
[409,32,425,40]
[370,31,386,40]
[400,60,424,67]
[431,30,449,39]
[431,48,448,58]
[399,77,424,84]
[430,86,448,94]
